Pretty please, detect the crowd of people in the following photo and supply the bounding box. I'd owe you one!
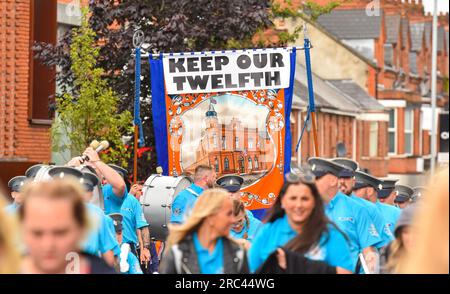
[0,146,448,274]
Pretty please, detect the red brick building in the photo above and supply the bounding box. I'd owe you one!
[314,0,449,181]
[0,0,88,190]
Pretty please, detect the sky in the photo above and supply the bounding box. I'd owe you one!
[422,0,449,14]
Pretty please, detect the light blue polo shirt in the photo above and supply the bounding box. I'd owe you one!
[375,201,402,235]
[248,214,354,273]
[121,194,148,245]
[102,183,128,215]
[230,210,262,242]
[193,232,224,274]
[170,184,204,224]
[83,203,120,257]
[351,194,394,248]
[306,223,354,272]
[325,192,381,270]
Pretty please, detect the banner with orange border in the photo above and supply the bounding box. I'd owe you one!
[150,48,297,214]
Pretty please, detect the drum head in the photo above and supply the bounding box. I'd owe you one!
[141,175,193,241]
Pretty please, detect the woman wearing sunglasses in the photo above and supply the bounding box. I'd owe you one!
[248,171,354,274]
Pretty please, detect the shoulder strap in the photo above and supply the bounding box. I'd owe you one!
[186,187,200,197]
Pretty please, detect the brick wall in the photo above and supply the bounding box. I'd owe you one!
[0,0,51,164]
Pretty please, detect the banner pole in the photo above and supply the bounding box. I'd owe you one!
[303,23,319,156]
[133,28,144,184]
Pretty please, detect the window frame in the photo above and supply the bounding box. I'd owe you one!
[388,108,398,155]
[404,108,414,156]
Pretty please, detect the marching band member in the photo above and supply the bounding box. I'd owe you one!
[161,189,248,274]
[392,185,414,209]
[249,171,354,273]
[67,147,127,215]
[377,179,399,206]
[307,158,381,273]
[5,175,27,214]
[354,171,402,235]
[109,213,143,274]
[170,165,216,224]
[332,158,394,248]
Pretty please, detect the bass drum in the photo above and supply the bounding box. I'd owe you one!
[141,175,193,241]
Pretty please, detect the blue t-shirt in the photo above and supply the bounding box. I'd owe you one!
[248,214,297,272]
[351,195,394,248]
[325,192,381,270]
[248,214,353,273]
[230,210,262,242]
[193,232,224,274]
[83,203,120,257]
[375,201,402,234]
[121,194,148,245]
[305,224,354,272]
[170,184,204,224]
[102,183,128,215]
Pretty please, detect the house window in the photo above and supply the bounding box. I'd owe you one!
[235,137,239,149]
[388,109,397,154]
[30,0,57,123]
[369,122,378,157]
[224,157,230,171]
[248,157,253,170]
[214,157,219,172]
[222,136,226,149]
[405,108,414,155]
[254,156,259,169]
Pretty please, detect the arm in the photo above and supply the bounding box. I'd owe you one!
[83,147,126,197]
[138,228,151,264]
[362,246,380,274]
[102,250,116,267]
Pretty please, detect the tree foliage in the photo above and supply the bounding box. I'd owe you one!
[51,9,132,166]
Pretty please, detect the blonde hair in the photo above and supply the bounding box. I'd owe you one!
[385,232,407,273]
[0,197,21,273]
[399,168,449,274]
[19,179,89,233]
[166,188,230,248]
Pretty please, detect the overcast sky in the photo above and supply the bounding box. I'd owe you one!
[422,0,449,14]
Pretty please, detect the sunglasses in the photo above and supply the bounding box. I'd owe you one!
[285,165,316,184]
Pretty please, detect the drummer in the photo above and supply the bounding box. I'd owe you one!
[216,175,262,244]
[67,149,128,215]
[170,165,216,224]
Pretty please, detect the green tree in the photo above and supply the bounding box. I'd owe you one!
[52,10,132,167]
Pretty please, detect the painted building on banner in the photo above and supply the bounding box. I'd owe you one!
[185,102,272,177]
